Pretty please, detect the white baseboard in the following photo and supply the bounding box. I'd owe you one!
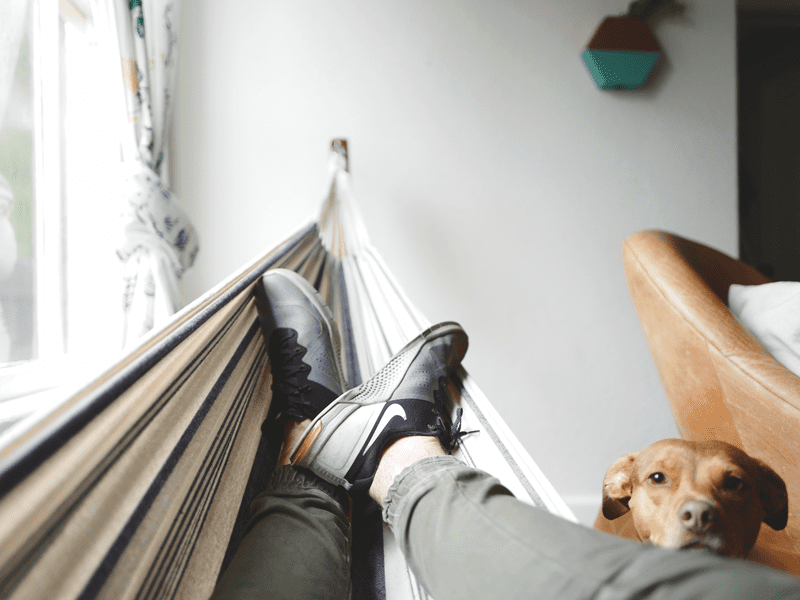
[560,495,602,527]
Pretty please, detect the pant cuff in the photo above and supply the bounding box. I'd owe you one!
[258,465,350,511]
[382,455,464,533]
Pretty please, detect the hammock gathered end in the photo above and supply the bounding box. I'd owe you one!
[0,143,573,600]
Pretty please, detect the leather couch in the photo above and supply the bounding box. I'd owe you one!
[594,230,800,576]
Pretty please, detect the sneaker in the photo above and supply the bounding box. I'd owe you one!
[255,269,348,424]
[289,321,469,492]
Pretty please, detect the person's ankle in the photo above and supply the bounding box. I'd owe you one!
[368,436,446,506]
[278,418,312,466]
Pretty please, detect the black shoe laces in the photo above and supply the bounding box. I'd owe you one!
[269,329,313,420]
[429,376,479,452]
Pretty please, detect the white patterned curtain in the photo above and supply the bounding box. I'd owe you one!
[93,0,199,347]
[0,0,30,362]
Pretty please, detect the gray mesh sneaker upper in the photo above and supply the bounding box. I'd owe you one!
[289,322,471,492]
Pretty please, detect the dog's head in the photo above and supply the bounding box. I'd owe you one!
[602,439,787,556]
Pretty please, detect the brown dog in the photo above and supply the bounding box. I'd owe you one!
[601,439,788,556]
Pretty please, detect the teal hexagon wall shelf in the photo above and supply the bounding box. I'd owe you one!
[582,17,661,90]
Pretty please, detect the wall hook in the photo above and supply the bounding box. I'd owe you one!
[331,139,348,172]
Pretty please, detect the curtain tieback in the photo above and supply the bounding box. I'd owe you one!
[117,159,199,279]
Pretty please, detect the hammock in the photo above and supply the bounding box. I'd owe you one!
[0,142,574,600]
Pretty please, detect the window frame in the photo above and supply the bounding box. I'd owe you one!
[0,0,68,404]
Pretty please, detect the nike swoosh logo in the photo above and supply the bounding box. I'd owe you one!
[363,404,407,455]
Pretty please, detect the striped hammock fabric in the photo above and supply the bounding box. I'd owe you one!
[0,144,574,600]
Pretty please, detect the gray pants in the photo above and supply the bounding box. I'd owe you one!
[211,456,800,600]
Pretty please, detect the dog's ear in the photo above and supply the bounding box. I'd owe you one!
[755,459,788,531]
[602,451,640,520]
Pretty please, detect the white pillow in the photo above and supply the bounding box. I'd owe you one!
[729,282,800,378]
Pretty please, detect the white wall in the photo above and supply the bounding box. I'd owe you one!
[174,0,737,525]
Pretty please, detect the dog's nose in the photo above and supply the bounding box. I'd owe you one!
[679,500,715,533]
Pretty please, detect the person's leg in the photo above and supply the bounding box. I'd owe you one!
[279,314,800,600]
[210,420,352,600]
[371,438,800,600]
[210,269,353,599]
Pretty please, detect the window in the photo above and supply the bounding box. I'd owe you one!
[0,3,39,366]
[0,0,124,438]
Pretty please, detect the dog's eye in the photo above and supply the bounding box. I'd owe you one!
[723,476,744,491]
[649,472,666,484]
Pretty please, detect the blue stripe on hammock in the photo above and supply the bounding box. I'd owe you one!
[313,252,327,291]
